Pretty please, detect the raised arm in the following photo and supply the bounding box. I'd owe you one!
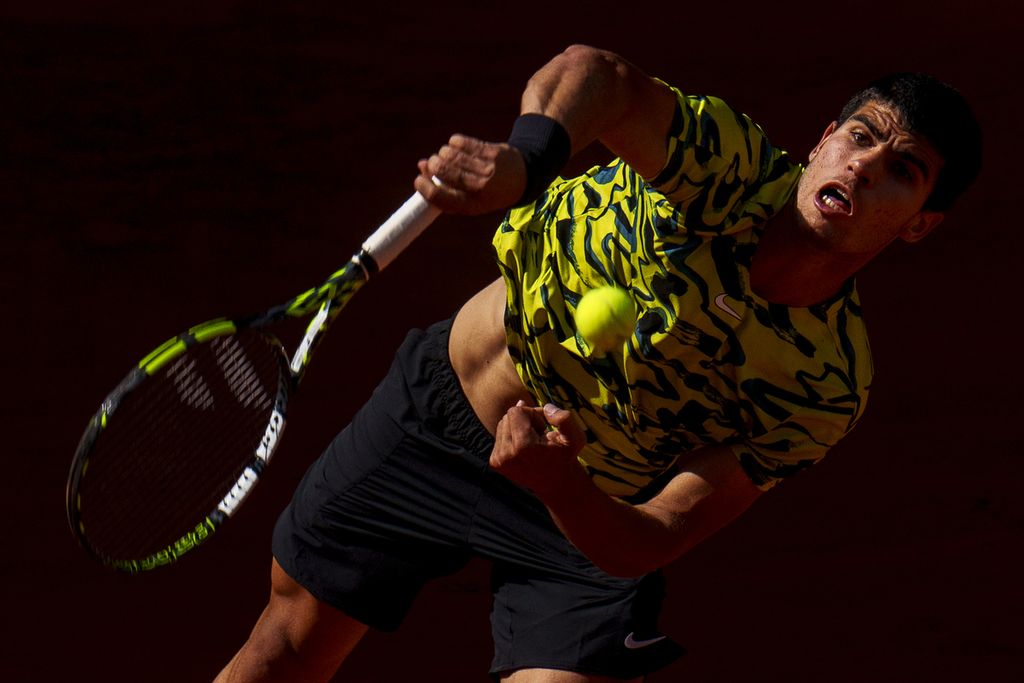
[415,44,677,214]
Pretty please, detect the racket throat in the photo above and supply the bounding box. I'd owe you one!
[290,304,333,375]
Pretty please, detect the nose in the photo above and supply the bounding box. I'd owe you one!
[848,147,885,186]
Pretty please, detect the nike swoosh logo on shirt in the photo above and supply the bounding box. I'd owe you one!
[714,293,742,321]
[624,632,667,649]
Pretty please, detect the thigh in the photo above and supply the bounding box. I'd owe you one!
[271,405,482,632]
[272,321,493,632]
[215,559,370,683]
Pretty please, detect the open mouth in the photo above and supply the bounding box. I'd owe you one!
[817,184,853,215]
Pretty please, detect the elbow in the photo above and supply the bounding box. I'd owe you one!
[561,43,602,61]
[559,44,627,76]
[588,541,683,579]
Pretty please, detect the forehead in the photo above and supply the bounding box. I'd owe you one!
[843,100,945,174]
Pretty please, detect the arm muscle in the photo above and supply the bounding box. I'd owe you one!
[520,45,676,178]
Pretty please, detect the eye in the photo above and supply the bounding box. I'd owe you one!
[850,129,870,145]
[893,162,914,181]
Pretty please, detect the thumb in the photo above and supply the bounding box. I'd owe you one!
[542,403,586,447]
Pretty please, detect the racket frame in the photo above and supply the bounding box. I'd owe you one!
[67,189,440,572]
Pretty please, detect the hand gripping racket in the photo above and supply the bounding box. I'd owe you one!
[67,190,441,573]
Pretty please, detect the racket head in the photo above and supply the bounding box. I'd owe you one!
[67,319,290,572]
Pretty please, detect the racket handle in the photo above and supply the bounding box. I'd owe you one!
[359,180,442,274]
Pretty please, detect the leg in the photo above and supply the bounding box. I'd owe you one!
[217,322,489,681]
[214,558,369,683]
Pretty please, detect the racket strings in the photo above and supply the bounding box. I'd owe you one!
[214,336,274,410]
[167,356,216,410]
[77,330,285,563]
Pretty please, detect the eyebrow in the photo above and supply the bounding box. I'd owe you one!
[850,113,932,181]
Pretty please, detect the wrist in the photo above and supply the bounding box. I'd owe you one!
[507,113,571,206]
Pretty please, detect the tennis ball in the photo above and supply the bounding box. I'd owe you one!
[576,286,635,355]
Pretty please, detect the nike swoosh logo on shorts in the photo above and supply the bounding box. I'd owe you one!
[624,632,667,649]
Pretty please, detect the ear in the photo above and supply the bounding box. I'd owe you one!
[809,121,838,162]
[900,211,944,243]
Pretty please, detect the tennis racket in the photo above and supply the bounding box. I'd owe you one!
[66,189,441,573]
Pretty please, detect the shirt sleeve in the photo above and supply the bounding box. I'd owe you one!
[647,82,793,236]
[728,426,832,491]
[727,375,870,491]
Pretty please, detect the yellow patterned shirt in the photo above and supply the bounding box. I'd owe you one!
[492,85,872,496]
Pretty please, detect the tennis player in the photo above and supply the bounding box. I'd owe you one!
[215,45,981,682]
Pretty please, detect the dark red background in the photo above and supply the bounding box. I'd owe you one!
[3,1,1021,680]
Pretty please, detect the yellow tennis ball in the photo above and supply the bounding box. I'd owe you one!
[576,286,635,354]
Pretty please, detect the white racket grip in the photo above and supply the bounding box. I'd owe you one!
[360,189,441,273]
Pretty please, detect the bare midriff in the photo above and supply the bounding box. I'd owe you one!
[449,277,533,435]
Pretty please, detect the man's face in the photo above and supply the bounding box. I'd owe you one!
[792,99,945,259]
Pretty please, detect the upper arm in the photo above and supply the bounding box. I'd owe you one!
[521,45,678,178]
[637,444,763,559]
[596,64,678,178]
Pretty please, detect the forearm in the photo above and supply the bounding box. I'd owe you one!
[537,465,691,578]
[491,406,760,578]
[414,45,674,212]
[521,46,633,153]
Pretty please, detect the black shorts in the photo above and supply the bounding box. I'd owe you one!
[272,318,684,678]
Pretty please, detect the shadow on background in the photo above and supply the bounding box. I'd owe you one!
[2,1,1021,680]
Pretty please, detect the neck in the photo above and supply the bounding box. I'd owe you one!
[749,202,867,307]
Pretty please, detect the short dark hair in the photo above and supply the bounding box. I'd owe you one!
[838,73,982,211]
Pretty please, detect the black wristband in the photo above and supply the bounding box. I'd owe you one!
[507,113,571,207]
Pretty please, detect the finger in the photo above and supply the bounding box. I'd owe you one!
[448,133,485,150]
[541,404,587,447]
[489,414,513,468]
[414,173,463,206]
[505,403,554,436]
[491,410,539,470]
[424,154,478,192]
[447,134,502,160]
[503,405,535,436]
[505,409,552,455]
[435,146,495,184]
